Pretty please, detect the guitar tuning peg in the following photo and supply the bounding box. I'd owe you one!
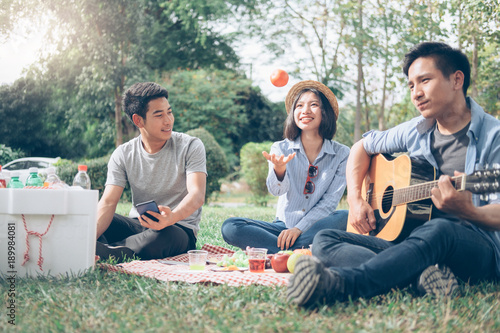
[480,194,489,202]
[489,193,498,201]
[491,181,499,191]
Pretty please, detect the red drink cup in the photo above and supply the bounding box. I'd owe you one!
[247,248,268,273]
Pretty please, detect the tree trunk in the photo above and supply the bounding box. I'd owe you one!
[354,0,364,142]
[471,34,478,98]
[115,87,123,147]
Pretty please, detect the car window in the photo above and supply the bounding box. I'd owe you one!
[26,161,49,169]
[4,161,26,170]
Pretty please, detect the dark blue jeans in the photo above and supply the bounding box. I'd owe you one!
[99,214,196,260]
[312,218,497,299]
[221,210,348,254]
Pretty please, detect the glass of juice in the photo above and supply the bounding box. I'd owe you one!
[247,248,268,273]
[188,250,208,270]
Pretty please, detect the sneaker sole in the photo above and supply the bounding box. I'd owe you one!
[287,256,322,306]
[418,265,458,297]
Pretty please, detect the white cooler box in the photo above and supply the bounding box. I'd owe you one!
[0,188,98,277]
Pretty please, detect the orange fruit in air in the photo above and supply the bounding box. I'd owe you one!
[270,69,289,87]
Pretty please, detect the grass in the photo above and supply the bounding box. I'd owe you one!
[1,203,500,332]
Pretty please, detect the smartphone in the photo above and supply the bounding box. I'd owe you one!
[136,200,160,222]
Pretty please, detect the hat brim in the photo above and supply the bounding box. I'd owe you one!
[285,80,339,119]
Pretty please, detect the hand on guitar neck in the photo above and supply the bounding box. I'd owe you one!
[430,172,474,215]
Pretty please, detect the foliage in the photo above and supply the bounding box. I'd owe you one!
[0,77,64,157]
[242,0,500,143]
[1,0,499,163]
[1,0,259,159]
[165,69,285,168]
[55,156,134,199]
[0,144,24,166]
[240,141,273,206]
[186,127,230,202]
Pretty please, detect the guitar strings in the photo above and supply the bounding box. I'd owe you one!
[365,176,463,205]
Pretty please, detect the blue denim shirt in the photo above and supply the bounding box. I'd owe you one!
[362,97,500,276]
[266,137,350,232]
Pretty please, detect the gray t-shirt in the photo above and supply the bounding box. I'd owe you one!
[106,132,207,236]
[431,122,470,176]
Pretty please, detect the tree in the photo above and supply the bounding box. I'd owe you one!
[164,69,284,167]
[452,0,500,107]
[0,78,56,156]
[354,0,364,142]
[245,0,352,95]
[1,0,258,158]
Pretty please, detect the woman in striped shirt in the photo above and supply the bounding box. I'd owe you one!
[221,80,349,254]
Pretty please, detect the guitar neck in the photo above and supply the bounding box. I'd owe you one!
[393,175,464,205]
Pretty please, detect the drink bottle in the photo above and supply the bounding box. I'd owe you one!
[26,167,44,187]
[7,171,24,188]
[0,165,6,188]
[44,167,62,187]
[72,165,91,189]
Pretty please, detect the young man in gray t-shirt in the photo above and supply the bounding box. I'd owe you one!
[96,82,207,262]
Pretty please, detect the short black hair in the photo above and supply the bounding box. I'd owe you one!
[283,88,337,141]
[402,42,471,96]
[123,82,169,124]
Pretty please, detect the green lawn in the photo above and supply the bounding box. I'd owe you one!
[1,204,499,332]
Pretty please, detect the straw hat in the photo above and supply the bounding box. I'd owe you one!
[285,80,339,119]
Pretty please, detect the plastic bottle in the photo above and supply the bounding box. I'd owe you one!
[25,167,44,187]
[72,164,91,189]
[8,171,25,188]
[0,165,6,188]
[2,170,11,187]
[44,167,63,188]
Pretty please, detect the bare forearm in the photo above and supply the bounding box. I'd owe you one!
[170,191,205,223]
[96,201,118,238]
[96,185,123,239]
[274,165,286,181]
[346,140,371,203]
[169,172,206,224]
[458,203,500,231]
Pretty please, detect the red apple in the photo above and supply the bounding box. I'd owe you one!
[271,251,292,273]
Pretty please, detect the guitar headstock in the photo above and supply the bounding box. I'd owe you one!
[465,164,500,195]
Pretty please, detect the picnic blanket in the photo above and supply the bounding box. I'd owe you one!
[99,244,291,287]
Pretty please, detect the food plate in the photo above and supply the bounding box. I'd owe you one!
[207,258,220,265]
[210,266,248,273]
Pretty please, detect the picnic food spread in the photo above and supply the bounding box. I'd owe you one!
[100,244,292,287]
[216,250,249,268]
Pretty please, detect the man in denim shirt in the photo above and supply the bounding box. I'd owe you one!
[287,42,500,307]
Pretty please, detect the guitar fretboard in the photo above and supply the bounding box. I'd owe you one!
[393,176,464,205]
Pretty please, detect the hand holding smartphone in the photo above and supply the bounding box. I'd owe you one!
[136,200,160,222]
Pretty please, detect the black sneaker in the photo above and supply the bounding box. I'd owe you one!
[287,256,344,308]
[96,242,136,263]
[417,265,458,297]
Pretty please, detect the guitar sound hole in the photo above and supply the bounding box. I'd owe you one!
[382,186,394,214]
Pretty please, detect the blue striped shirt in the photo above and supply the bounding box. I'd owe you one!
[266,137,350,232]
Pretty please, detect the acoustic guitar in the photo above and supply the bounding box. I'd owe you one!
[346,154,500,242]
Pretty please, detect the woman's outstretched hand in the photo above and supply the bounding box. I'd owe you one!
[262,151,296,180]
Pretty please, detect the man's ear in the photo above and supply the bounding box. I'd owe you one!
[452,70,465,91]
[132,114,144,128]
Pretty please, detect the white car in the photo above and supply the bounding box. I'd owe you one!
[3,157,61,184]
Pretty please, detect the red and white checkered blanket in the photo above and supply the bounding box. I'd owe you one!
[99,244,290,287]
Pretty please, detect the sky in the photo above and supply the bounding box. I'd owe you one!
[0,30,43,85]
